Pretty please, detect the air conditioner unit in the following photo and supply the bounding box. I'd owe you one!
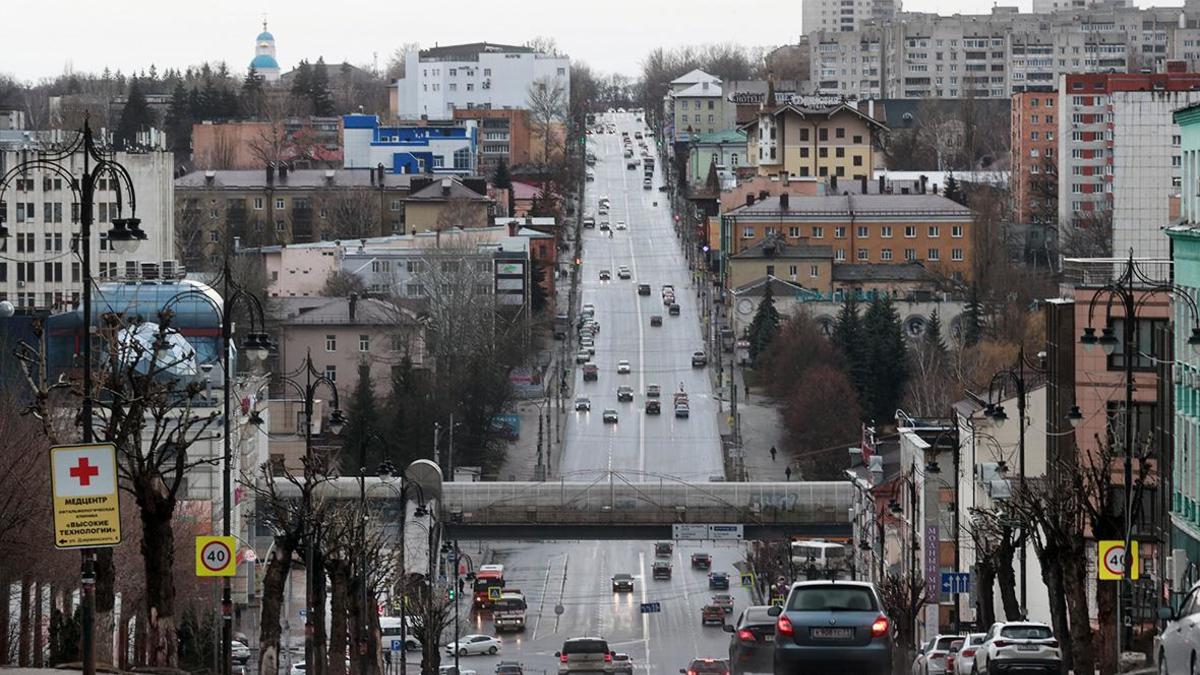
[988,478,1013,500]
[16,281,25,288]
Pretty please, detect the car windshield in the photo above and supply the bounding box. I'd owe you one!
[787,585,877,612]
[1000,625,1053,640]
[614,574,632,580]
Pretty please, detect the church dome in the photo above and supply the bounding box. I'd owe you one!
[257,31,274,42]
[251,54,280,70]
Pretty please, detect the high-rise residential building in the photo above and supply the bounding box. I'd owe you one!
[391,42,570,121]
[810,4,1200,99]
[802,0,900,34]
[0,129,176,311]
[1011,89,1060,225]
[1031,0,1129,12]
[1057,72,1200,258]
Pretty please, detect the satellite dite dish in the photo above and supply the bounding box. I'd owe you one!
[405,459,443,502]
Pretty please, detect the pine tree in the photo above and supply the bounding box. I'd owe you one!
[115,79,153,149]
[290,60,312,101]
[924,309,948,357]
[746,283,782,364]
[342,359,381,475]
[530,263,549,313]
[962,284,983,347]
[310,57,335,116]
[832,293,868,398]
[860,295,909,424]
[165,82,192,154]
[944,173,964,205]
[492,158,512,189]
[241,66,265,118]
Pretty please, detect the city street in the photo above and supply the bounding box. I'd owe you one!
[560,111,724,483]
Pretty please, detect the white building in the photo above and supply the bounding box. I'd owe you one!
[249,22,282,83]
[803,0,900,35]
[0,128,177,311]
[342,114,478,175]
[393,42,570,120]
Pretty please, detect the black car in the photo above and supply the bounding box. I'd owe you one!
[653,562,673,580]
[691,553,712,570]
[723,606,777,675]
[669,303,680,316]
[612,573,635,592]
[709,572,730,590]
[638,284,651,296]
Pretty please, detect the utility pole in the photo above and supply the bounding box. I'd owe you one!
[433,422,441,474]
[447,413,455,482]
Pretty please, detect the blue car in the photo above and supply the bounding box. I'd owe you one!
[770,581,892,675]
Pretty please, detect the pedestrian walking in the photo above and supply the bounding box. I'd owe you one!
[784,466,792,481]
[770,445,777,462]
[744,382,750,399]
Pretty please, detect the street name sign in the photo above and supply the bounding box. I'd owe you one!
[639,602,662,613]
[49,443,122,549]
[672,524,708,540]
[196,536,237,577]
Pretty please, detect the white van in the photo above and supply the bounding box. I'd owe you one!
[789,540,848,572]
[379,616,419,652]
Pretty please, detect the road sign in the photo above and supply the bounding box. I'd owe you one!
[708,524,744,541]
[740,572,755,588]
[488,586,503,601]
[672,524,708,540]
[196,536,236,577]
[554,603,565,616]
[49,443,122,549]
[391,639,403,652]
[770,595,786,606]
[639,602,662,614]
[941,572,971,595]
[1099,540,1140,580]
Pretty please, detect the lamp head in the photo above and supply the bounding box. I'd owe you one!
[328,408,346,435]
[1067,405,1083,429]
[1099,327,1119,356]
[1189,327,1200,356]
[1080,326,1097,351]
[107,217,146,255]
[990,405,1009,428]
[242,332,272,364]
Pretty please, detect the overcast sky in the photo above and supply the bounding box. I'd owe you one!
[3,0,1185,83]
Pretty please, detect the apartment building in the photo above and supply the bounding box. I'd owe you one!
[1057,72,1200,258]
[0,129,176,311]
[1011,89,1060,224]
[453,108,534,172]
[810,4,1200,99]
[802,0,900,34]
[191,116,343,170]
[718,192,975,286]
[343,114,478,175]
[742,101,887,181]
[392,42,570,121]
[663,70,734,144]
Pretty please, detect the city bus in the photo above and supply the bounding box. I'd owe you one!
[472,564,505,609]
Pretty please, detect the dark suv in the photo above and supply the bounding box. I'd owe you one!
[770,581,892,675]
[708,572,729,590]
[723,606,777,674]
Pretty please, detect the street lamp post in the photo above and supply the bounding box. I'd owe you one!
[981,346,1046,617]
[0,119,147,675]
[162,265,271,675]
[376,462,428,675]
[1077,252,1200,662]
[275,354,345,675]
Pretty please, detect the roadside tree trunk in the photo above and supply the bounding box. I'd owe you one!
[18,576,31,666]
[1064,552,1095,675]
[137,485,178,668]
[1096,579,1118,675]
[33,581,43,667]
[1039,553,1069,671]
[327,560,349,675]
[994,534,1022,620]
[95,549,116,666]
[312,547,328,675]
[976,556,996,628]
[259,533,298,675]
[0,577,10,664]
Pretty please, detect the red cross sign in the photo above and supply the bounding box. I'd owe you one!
[70,458,101,486]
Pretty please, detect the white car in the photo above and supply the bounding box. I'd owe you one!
[617,360,631,374]
[616,221,627,230]
[231,640,251,664]
[575,396,591,411]
[951,633,986,675]
[576,350,590,364]
[973,622,1060,674]
[1159,582,1200,675]
[445,634,501,656]
[912,634,962,675]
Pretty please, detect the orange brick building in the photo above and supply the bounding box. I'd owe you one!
[1010,89,1059,225]
[452,108,533,173]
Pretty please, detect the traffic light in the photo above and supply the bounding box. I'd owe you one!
[447,587,456,601]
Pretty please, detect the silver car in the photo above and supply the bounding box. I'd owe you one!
[557,637,613,674]
[1159,583,1200,674]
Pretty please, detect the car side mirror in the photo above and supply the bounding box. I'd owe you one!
[1159,606,1177,621]
[722,624,734,633]
[767,605,782,617]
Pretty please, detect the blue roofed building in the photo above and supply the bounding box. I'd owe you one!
[249,21,281,82]
[342,114,478,176]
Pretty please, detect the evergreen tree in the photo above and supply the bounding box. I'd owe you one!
[832,293,868,397]
[310,57,335,115]
[860,295,910,424]
[165,82,192,154]
[290,60,313,101]
[342,359,381,475]
[199,77,221,119]
[924,309,948,356]
[530,263,549,313]
[385,356,425,466]
[962,283,983,347]
[115,79,153,149]
[492,158,512,189]
[944,173,964,205]
[242,66,265,118]
[746,282,782,364]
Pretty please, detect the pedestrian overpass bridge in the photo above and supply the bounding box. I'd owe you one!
[283,474,853,540]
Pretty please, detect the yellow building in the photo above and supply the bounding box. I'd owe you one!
[742,102,886,182]
[726,236,834,291]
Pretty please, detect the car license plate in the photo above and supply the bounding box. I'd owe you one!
[1017,645,1039,651]
[811,627,854,640]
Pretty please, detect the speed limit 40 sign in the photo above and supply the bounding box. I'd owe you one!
[196,536,237,577]
[1098,540,1140,581]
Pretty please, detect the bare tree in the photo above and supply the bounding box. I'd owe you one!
[316,189,382,239]
[527,77,567,165]
[878,571,928,673]
[435,197,486,232]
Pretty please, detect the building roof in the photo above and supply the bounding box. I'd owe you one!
[407,177,490,202]
[276,295,420,326]
[731,275,813,297]
[250,55,280,71]
[726,194,973,218]
[419,42,536,59]
[675,81,723,98]
[671,69,720,86]
[740,102,888,132]
[510,181,542,200]
[693,129,746,145]
[731,237,832,260]
[176,169,413,190]
[831,262,931,283]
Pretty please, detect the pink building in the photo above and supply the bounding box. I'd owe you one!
[260,243,343,297]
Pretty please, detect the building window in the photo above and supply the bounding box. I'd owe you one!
[904,226,917,238]
[856,226,868,238]
[857,248,869,261]
[810,264,820,278]
[836,147,845,158]
[812,226,824,238]
[276,220,286,232]
[952,225,964,238]
[766,264,775,276]
[742,227,755,239]
[324,365,337,383]
[927,248,940,261]
[360,335,370,352]
[834,226,846,238]
[254,197,264,210]
[819,148,829,158]
[881,248,893,260]
[928,226,940,238]
[881,226,893,238]
[835,248,846,261]
[1106,318,1166,371]
[325,335,337,352]
[819,128,829,141]
[788,226,800,238]
[853,155,863,166]
[275,198,285,209]
[835,127,845,139]
[951,248,964,261]
[210,230,221,243]
[904,248,916,261]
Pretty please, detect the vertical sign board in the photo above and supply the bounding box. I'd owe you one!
[49,444,122,549]
[924,526,940,598]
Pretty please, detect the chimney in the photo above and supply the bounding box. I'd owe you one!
[868,99,875,120]
[507,219,520,236]
[830,175,838,192]
[204,170,215,186]
[324,169,335,185]
[746,193,755,207]
[919,175,928,194]
[758,189,769,201]
[377,163,386,184]
[779,192,789,210]
[860,176,868,193]
[349,293,358,321]
[878,175,885,194]
[279,164,289,181]
[266,163,275,184]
